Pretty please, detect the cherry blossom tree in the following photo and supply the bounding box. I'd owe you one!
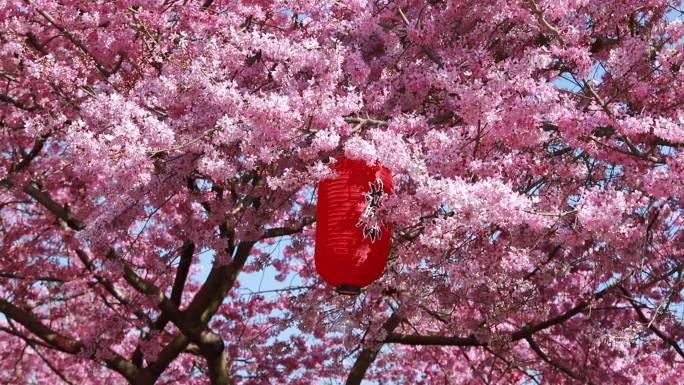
[1,0,683,384]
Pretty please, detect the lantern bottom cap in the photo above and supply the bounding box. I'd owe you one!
[335,284,362,296]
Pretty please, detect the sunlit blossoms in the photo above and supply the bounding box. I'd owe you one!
[0,1,683,384]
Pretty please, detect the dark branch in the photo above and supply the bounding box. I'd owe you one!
[261,217,315,239]
[343,116,389,127]
[146,334,189,378]
[184,241,254,324]
[75,249,154,327]
[639,260,684,291]
[0,271,66,283]
[10,181,86,230]
[12,132,50,173]
[35,8,112,79]
[0,298,141,383]
[152,242,195,330]
[0,93,36,111]
[0,325,57,350]
[0,136,83,231]
[385,333,480,346]
[386,283,618,346]
[525,335,594,385]
[23,335,79,385]
[133,242,195,367]
[346,312,402,385]
[170,244,196,306]
[420,45,444,69]
[145,241,255,383]
[0,298,81,354]
[619,286,684,359]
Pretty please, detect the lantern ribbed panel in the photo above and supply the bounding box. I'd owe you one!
[314,157,393,290]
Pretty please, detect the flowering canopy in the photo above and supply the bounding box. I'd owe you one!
[0,0,683,384]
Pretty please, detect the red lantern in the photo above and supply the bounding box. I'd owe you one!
[315,156,393,295]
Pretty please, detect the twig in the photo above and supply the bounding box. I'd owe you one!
[588,136,662,164]
[346,312,402,385]
[522,209,577,217]
[397,7,410,26]
[261,217,315,239]
[148,127,218,157]
[343,117,388,126]
[526,0,566,47]
[525,335,593,384]
[581,81,661,163]
[25,338,79,385]
[0,93,36,111]
[29,3,114,82]
[241,285,314,295]
[619,286,684,359]
[397,7,444,68]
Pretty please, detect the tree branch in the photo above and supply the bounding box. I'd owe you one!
[261,217,315,239]
[0,93,36,111]
[386,282,619,346]
[343,117,389,127]
[11,132,50,173]
[525,335,594,385]
[145,241,254,383]
[75,249,154,327]
[145,334,189,378]
[581,81,661,163]
[17,189,249,385]
[0,130,250,385]
[0,271,66,283]
[152,242,195,328]
[133,242,194,366]
[0,298,141,383]
[0,136,84,231]
[0,178,86,230]
[619,286,684,359]
[0,299,82,354]
[346,312,402,385]
[385,332,480,346]
[0,325,57,350]
[24,336,79,385]
[169,246,195,304]
[1,125,253,384]
[23,182,86,229]
[185,241,255,324]
[32,6,112,80]
[526,0,565,46]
